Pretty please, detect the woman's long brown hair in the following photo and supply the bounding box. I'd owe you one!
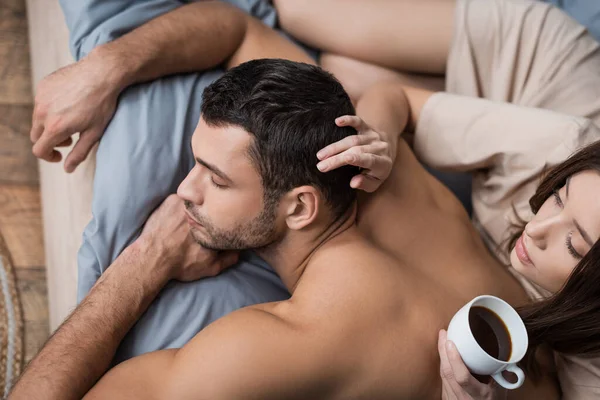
[508,141,600,359]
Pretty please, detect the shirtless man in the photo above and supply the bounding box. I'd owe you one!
[12,51,563,398]
[16,0,598,397]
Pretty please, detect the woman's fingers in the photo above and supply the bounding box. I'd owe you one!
[317,116,366,161]
[335,115,364,130]
[317,143,389,171]
[446,340,475,387]
[439,330,468,400]
[439,329,492,399]
[317,134,366,160]
[318,115,395,193]
[351,174,381,192]
[442,380,459,400]
[439,330,453,379]
[446,339,488,398]
[318,151,388,173]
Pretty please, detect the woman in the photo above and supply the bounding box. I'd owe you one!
[273,0,600,398]
[436,141,600,399]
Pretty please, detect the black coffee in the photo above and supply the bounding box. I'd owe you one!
[469,306,512,361]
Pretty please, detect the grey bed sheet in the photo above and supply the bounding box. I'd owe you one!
[61,0,473,363]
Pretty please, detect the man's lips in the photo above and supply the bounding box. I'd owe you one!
[185,212,203,229]
[515,234,534,267]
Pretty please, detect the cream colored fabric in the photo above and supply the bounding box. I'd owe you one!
[415,0,600,397]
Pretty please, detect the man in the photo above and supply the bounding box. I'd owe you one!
[12,57,564,399]
[32,1,318,361]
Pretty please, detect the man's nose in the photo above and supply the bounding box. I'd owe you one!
[177,166,204,205]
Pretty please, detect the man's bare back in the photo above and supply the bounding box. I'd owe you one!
[83,140,557,400]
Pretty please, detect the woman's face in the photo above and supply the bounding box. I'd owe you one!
[510,170,600,293]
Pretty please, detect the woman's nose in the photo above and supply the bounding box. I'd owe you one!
[177,166,204,205]
[525,216,558,250]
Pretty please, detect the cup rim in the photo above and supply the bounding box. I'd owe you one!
[467,295,529,364]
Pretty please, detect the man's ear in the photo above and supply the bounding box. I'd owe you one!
[283,186,320,230]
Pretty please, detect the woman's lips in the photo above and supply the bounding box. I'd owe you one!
[515,234,534,267]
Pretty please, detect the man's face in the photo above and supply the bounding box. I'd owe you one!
[177,117,280,251]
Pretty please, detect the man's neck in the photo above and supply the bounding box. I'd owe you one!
[256,203,357,294]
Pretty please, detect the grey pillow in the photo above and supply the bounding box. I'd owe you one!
[60,0,296,362]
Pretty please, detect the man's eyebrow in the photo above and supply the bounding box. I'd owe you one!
[195,157,232,183]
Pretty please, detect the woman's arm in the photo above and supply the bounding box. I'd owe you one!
[413,93,600,253]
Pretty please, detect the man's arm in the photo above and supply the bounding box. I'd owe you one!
[9,196,239,400]
[32,1,313,172]
[82,306,339,400]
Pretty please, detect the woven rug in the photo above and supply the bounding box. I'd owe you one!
[0,232,23,397]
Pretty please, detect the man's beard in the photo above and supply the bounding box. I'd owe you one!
[184,199,278,251]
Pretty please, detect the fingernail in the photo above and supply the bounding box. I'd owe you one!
[446,341,455,351]
[316,151,324,160]
[317,162,326,172]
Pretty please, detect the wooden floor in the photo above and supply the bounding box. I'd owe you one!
[0,0,49,364]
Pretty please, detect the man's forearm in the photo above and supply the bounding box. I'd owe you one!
[93,1,248,91]
[9,241,171,400]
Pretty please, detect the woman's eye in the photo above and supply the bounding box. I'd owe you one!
[553,191,563,207]
[566,233,583,260]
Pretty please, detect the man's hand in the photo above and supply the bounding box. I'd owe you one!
[316,116,396,193]
[31,50,122,173]
[138,195,239,282]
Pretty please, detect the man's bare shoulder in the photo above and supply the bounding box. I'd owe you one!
[166,304,347,399]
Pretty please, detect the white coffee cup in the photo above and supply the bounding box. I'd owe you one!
[447,295,528,390]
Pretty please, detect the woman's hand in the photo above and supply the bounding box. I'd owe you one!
[438,330,507,400]
[316,116,396,193]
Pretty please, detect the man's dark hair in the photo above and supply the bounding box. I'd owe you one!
[201,58,359,218]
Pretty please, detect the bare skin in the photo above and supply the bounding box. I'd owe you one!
[17,2,561,399]
[274,0,455,75]
[81,85,557,399]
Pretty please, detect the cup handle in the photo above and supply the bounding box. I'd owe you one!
[492,364,525,390]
